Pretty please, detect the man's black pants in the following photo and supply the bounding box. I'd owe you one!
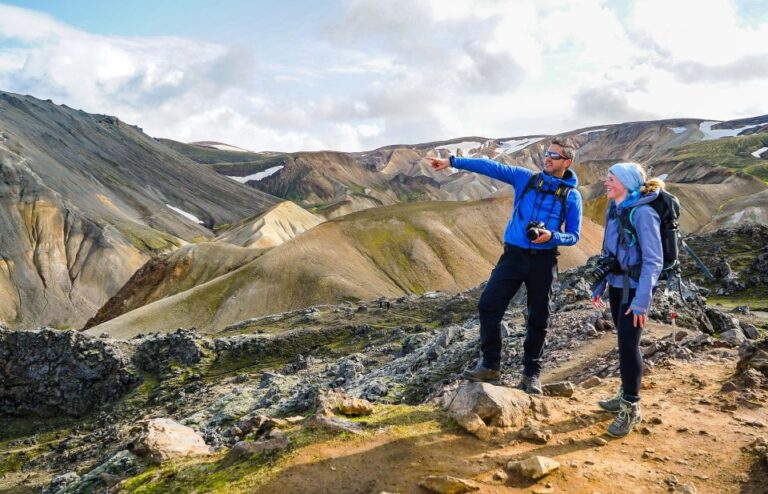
[477,244,558,376]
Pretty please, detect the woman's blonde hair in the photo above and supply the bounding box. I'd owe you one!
[637,164,665,193]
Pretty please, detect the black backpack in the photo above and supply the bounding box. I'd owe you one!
[615,189,681,280]
[515,173,573,229]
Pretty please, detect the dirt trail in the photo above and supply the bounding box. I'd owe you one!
[257,323,767,494]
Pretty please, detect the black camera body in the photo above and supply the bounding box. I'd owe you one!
[588,254,620,289]
[525,221,546,241]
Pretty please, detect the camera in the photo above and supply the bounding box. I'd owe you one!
[525,221,546,241]
[588,254,619,288]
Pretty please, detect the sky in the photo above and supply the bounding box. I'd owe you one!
[0,0,767,152]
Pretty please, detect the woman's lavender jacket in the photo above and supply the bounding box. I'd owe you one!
[593,191,664,314]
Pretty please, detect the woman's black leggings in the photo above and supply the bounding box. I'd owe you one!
[609,286,643,402]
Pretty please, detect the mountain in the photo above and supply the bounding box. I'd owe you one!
[0,91,280,328]
[177,117,768,231]
[214,201,324,249]
[84,197,604,337]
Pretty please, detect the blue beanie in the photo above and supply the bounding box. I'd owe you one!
[609,162,644,193]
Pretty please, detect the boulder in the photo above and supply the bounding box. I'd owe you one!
[419,475,479,494]
[306,415,364,435]
[128,418,212,464]
[518,420,552,444]
[721,328,747,346]
[737,339,768,378]
[315,388,374,416]
[337,396,374,416]
[705,308,741,334]
[224,436,290,464]
[43,472,80,494]
[542,381,574,397]
[509,456,560,479]
[443,383,532,438]
[741,322,760,340]
[580,376,602,389]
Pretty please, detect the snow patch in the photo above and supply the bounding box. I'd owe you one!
[210,143,249,152]
[436,141,483,156]
[669,126,688,134]
[726,211,745,224]
[698,121,763,140]
[752,147,768,158]
[226,165,284,183]
[578,128,607,136]
[166,204,204,224]
[495,137,544,156]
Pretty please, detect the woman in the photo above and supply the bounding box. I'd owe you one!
[590,162,664,438]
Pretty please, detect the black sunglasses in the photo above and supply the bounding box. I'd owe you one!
[544,150,569,160]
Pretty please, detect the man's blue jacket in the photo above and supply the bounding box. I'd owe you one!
[450,156,582,250]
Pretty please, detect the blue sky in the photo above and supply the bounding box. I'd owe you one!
[1,1,767,151]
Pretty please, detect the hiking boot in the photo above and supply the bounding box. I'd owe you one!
[598,386,623,413]
[606,399,642,438]
[463,363,501,383]
[517,374,543,395]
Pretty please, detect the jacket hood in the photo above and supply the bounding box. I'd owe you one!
[543,168,578,188]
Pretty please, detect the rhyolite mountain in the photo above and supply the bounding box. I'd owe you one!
[171,116,768,230]
[0,91,280,328]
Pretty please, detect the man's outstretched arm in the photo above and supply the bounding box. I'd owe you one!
[426,156,530,186]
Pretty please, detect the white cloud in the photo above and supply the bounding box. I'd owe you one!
[0,1,766,152]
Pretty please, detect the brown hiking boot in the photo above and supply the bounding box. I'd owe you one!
[462,363,501,383]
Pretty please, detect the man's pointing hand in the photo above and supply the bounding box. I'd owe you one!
[425,157,451,171]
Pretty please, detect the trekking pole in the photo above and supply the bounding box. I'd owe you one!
[680,238,715,281]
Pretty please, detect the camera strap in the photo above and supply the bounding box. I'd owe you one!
[515,173,572,230]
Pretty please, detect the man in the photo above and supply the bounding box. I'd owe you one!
[427,139,582,394]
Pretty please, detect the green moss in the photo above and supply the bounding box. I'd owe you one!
[0,416,74,445]
[118,222,181,252]
[0,450,30,474]
[354,221,429,293]
[663,132,768,180]
[706,292,768,311]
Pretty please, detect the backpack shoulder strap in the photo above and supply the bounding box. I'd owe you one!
[523,172,540,196]
[556,186,572,228]
[515,172,540,219]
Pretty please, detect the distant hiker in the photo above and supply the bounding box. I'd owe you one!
[589,162,664,437]
[427,138,582,394]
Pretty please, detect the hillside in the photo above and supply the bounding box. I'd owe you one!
[82,243,266,330]
[0,92,280,328]
[84,197,603,337]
